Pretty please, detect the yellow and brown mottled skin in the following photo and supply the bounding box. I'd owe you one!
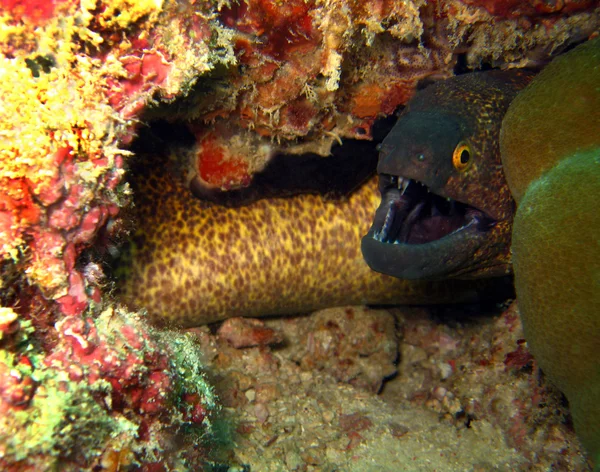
[362,70,535,280]
[118,156,490,327]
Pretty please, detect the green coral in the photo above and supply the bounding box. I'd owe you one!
[500,36,600,203]
[512,148,600,465]
[501,37,600,466]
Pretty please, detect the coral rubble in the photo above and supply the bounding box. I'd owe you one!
[191,304,590,471]
[0,0,598,468]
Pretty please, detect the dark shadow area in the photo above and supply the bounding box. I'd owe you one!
[127,113,397,208]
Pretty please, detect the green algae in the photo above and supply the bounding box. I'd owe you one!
[10,371,137,462]
[160,330,220,429]
[0,311,138,466]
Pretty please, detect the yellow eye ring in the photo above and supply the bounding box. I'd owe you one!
[452,141,472,172]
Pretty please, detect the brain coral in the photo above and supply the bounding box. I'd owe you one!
[500,36,600,202]
[511,148,600,465]
[502,37,600,465]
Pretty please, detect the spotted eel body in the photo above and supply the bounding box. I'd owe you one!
[118,156,489,327]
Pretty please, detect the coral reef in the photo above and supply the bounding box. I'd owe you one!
[0,305,220,470]
[0,0,599,468]
[501,37,600,465]
[189,303,590,471]
[0,0,232,468]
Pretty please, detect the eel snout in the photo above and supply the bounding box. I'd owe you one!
[370,173,496,245]
[362,173,496,280]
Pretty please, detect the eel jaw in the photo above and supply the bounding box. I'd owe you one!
[361,174,497,280]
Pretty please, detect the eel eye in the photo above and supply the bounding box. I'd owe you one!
[452,141,472,172]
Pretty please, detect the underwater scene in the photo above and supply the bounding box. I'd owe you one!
[0,0,599,470]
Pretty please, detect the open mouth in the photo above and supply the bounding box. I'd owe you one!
[370,174,495,245]
[361,174,497,280]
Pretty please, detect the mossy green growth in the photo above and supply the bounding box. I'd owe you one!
[160,330,220,428]
[500,36,600,203]
[0,312,138,467]
[159,330,240,466]
[512,149,600,466]
[10,369,138,462]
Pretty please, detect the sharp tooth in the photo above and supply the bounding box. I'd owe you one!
[398,178,409,196]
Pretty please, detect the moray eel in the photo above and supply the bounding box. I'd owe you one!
[117,144,496,327]
[500,38,600,466]
[361,70,534,280]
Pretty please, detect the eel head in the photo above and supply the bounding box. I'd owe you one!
[361,109,514,280]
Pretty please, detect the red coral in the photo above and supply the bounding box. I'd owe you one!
[133,371,170,415]
[0,0,65,24]
[182,394,208,425]
[46,315,173,417]
[0,178,41,227]
[195,134,251,189]
[107,49,174,119]
[55,271,88,317]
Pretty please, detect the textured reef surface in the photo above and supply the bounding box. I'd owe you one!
[190,303,591,470]
[501,37,600,466]
[0,0,599,469]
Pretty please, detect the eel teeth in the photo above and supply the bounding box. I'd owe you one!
[398,177,409,195]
